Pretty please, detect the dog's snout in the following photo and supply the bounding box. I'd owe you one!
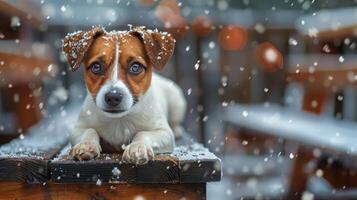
[104,88,123,107]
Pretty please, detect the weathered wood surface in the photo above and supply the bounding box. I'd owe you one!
[174,143,221,183]
[0,182,206,200]
[0,105,79,183]
[51,141,221,184]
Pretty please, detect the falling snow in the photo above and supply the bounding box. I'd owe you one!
[338,56,344,63]
[194,60,200,70]
[288,38,298,46]
[0,1,354,200]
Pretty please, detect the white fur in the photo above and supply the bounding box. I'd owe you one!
[70,74,186,163]
[111,42,120,82]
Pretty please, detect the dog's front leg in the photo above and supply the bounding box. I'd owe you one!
[69,128,102,160]
[122,128,174,165]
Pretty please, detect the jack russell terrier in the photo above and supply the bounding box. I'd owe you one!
[62,26,186,164]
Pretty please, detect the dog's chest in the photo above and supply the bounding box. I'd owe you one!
[95,119,137,149]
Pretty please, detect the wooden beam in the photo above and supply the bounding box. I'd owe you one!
[0,182,206,200]
[51,149,179,183]
[0,52,55,85]
[287,68,357,90]
[51,143,221,184]
[0,135,66,183]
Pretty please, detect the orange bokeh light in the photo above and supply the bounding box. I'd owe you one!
[256,42,283,72]
[155,0,181,22]
[138,0,155,7]
[163,14,188,39]
[218,25,248,51]
[192,15,213,37]
[155,0,187,39]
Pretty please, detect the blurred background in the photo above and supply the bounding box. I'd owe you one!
[1,0,357,199]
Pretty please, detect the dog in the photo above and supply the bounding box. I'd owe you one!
[62,26,186,164]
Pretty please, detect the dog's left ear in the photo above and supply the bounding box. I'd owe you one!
[62,27,105,71]
[130,27,175,70]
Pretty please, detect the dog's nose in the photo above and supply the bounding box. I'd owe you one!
[104,88,123,107]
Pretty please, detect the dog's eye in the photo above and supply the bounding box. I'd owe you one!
[90,62,104,75]
[128,62,144,75]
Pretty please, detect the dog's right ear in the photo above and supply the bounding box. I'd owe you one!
[62,27,105,71]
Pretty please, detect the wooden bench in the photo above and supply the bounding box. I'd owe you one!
[0,106,221,199]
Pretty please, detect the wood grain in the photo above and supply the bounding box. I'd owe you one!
[0,182,206,200]
[174,144,221,183]
[51,150,179,183]
[51,142,221,184]
[0,134,66,184]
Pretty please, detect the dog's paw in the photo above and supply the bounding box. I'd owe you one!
[122,142,154,165]
[70,141,101,161]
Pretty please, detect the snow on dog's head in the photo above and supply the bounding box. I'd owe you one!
[62,26,175,117]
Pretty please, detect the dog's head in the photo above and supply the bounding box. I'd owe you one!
[62,26,175,117]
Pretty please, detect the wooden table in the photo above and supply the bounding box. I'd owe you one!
[0,106,221,200]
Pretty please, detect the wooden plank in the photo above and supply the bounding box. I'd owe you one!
[0,132,67,184]
[174,143,222,183]
[50,141,221,183]
[0,105,79,184]
[0,52,55,85]
[0,182,206,200]
[0,133,65,184]
[287,147,315,199]
[51,144,179,183]
[288,85,328,199]
[287,68,357,90]
[0,41,53,58]
[286,54,357,89]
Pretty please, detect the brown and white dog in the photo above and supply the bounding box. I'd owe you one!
[62,26,186,164]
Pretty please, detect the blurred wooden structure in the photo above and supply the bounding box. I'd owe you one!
[285,62,357,198]
[224,103,357,198]
[223,11,357,199]
[289,10,357,199]
[0,1,54,143]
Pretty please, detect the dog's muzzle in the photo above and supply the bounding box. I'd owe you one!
[103,87,125,113]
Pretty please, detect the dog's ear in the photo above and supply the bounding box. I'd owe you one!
[62,27,105,71]
[130,27,175,70]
